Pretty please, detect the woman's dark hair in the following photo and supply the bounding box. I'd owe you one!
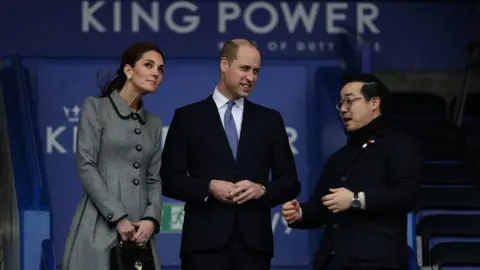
[98,42,165,97]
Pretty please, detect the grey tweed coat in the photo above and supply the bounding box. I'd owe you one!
[61,90,163,270]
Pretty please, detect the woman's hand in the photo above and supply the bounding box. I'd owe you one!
[116,217,136,242]
[132,220,155,246]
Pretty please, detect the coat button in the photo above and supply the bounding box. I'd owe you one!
[135,145,143,151]
[132,179,139,186]
[132,114,138,120]
[333,224,339,229]
[134,128,141,135]
[133,162,140,169]
[107,214,113,220]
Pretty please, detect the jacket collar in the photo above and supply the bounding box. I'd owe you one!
[108,90,146,125]
[212,87,245,110]
[346,115,390,145]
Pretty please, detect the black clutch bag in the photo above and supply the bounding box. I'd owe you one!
[109,240,156,270]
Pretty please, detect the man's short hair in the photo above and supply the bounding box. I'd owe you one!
[219,39,256,64]
[343,73,392,114]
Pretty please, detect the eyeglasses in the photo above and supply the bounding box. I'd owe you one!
[336,97,363,111]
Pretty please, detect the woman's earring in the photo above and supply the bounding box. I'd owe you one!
[126,74,132,80]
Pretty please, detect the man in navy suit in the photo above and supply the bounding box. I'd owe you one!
[160,39,301,270]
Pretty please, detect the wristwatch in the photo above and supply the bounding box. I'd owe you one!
[351,193,361,209]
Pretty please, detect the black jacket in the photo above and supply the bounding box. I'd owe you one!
[289,116,422,269]
[161,96,301,258]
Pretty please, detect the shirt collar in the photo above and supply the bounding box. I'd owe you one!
[108,90,146,125]
[212,87,244,110]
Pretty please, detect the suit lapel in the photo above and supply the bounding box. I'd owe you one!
[236,99,255,164]
[202,96,237,162]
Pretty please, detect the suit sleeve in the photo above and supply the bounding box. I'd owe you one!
[141,118,163,234]
[76,97,127,223]
[362,136,423,215]
[264,111,301,208]
[289,157,333,229]
[160,108,212,203]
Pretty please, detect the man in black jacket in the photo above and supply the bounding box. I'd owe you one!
[282,73,422,270]
[161,39,301,270]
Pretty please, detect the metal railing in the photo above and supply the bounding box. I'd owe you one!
[453,42,480,127]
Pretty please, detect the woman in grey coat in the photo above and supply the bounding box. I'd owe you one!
[62,42,165,270]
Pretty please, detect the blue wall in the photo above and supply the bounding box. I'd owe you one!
[0,2,476,70]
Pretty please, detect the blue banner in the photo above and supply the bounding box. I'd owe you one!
[30,58,342,267]
[0,1,475,69]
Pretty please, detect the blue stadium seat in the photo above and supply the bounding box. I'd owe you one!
[417,214,480,265]
[415,187,480,266]
[408,246,420,270]
[430,242,480,270]
[416,187,480,220]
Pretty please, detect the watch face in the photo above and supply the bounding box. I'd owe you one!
[352,199,361,208]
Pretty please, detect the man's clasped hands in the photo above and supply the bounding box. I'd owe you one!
[209,179,265,204]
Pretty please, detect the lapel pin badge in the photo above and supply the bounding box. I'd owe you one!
[363,139,376,148]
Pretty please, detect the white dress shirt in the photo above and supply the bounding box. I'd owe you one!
[212,87,244,138]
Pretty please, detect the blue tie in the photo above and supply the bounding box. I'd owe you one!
[224,101,238,159]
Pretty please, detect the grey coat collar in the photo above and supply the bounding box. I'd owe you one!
[108,90,146,125]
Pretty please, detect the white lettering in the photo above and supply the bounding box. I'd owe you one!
[286,127,298,154]
[46,126,78,154]
[82,1,106,32]
[165,1,200,34]
[81,2,380,36]
[73,126,78,154]
[326,2,348,34]
[113,1,121,32]
[46,127,67,154]
[297,41,306,52]
[218,2,241,33]
[281,212,292,234]
[267,41,287,52]
[296,41,336,52]
[271,211,292,234]
[271,211,281,233]
[131,2,159,32]
[280,2,319,33]
[357,3,380,34]
[268,42,276,51]
[244,2,278,34]
[328,42,335,51]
